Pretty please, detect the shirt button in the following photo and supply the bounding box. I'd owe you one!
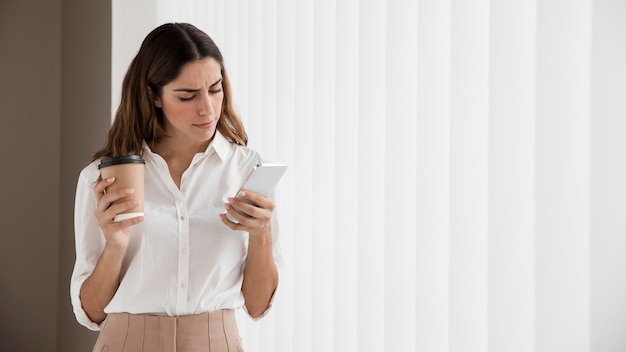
[180,215,186,221]
[181,283,187,289]
[181,248,188,255]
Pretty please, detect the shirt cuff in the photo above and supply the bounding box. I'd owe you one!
[70,274,104,331]
[242,270,280,321]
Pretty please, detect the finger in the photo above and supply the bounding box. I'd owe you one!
[223,203,252,224]
[98,199,141,225]
[93,177,115,201]
[219,212,245,231]
[103,200,141,219]
[238,190,275,211]
[230,191,275,215]
[223,203,270,233]
[227,199,268,222]
[115,214,144,226]
[101,215,144,234]
[227,199,263,222]
[219,211,267,234]
[219,210,255,233]
[95,188,135,215]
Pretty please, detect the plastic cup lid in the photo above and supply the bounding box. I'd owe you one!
[98,155,145,169]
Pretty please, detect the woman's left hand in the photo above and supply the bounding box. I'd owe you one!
[220,190,275,236]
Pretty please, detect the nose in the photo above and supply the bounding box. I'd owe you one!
[198,92,215,116]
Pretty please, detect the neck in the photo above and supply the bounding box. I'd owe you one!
[153,135,211,160]
[151,136,212,189]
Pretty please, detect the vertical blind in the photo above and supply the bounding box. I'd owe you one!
[112,1,626,351]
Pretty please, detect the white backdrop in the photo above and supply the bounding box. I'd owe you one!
[112,1,626,351]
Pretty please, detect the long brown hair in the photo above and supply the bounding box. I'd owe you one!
[92,23,247,160]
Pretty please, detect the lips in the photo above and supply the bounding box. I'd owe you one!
[193,121,215,129]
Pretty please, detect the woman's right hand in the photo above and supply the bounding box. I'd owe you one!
[93,177,144,251]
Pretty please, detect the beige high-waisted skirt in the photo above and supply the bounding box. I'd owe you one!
[92,310,243,352]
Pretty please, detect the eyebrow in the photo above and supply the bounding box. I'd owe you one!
[173,78,223,92]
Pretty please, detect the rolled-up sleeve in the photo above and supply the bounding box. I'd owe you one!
[70,163,105,331]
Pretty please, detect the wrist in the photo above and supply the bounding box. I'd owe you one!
[104,238,128,255]
[248,227,272,245]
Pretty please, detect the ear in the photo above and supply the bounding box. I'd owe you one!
[149,86,162,108]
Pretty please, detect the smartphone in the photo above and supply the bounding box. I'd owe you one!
[224,163,287,223]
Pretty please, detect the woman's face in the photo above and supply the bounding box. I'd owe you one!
[154,57,224,147]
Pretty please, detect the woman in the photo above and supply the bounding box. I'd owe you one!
[70,23,282,352]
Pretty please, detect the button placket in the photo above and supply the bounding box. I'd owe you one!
[175,200,190,314]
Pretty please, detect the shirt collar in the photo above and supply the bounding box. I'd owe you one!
[206,130,231,162]
[141,130,232,162]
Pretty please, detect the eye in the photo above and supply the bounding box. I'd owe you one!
[209,88,223,94]
[179,95,196,102]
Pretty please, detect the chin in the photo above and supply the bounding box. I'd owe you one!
[196,128,217,142]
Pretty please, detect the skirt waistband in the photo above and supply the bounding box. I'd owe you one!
[93,310,242,352]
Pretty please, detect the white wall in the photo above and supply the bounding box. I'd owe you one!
[590,0,626,350]
[111,1,626,351]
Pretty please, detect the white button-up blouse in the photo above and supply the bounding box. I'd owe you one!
[70,132,283,331]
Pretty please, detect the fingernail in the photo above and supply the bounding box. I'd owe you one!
[106,177,115,182]
[132,200,141,205]
[125,189,135,194]
[238,191,246,197]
